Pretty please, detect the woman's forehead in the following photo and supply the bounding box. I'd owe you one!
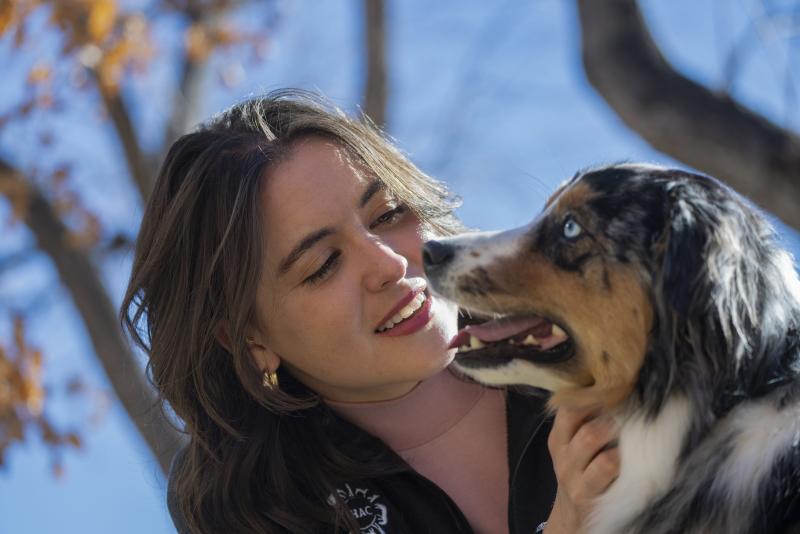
[258,138,381,270]
[265,138,370,202]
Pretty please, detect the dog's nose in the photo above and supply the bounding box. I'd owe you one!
[422,240,455,270]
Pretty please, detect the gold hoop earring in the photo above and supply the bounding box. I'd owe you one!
[262,369,279,390]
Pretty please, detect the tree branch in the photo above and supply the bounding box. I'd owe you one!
[162,2,210,156]
[0,158,186,476]
[363,0,387,128]
[577,0,800,229]
[95,81,157,203]
[163,54,207,153]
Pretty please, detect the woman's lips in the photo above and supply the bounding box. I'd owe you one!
[375,292,434,337]
[375,286,426,329]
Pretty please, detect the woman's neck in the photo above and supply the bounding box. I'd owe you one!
[324,368,483,451]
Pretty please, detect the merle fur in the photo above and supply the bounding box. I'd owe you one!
[576,166,800,533]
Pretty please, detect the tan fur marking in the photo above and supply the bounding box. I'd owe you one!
[555,181,595,210]
[448,178,653,411]
[453,250,652,411]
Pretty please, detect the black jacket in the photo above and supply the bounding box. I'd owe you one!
[168,388,557,533]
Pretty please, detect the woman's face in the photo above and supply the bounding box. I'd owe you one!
[252,137,458,402]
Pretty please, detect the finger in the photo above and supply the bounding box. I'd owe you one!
[548,406,600,452]
[567,416,618,473]
[579,447,620,498]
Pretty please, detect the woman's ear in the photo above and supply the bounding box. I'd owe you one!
[214,322,282,373]
[245,334,282,374]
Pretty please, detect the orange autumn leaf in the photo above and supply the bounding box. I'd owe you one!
[96,38,132,94]
[1,319,92,474]
[29,348,42,371]
[185,23,212,61]
[27,64,51,85]
[66,433,82,448]
[66,226,101,249]
[50,165,71,188]
[213,24,238,46]
[87,0,117,43]
[0,1,14,37]
[21,375,44,416]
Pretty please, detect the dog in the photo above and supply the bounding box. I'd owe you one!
[422,164,800,534]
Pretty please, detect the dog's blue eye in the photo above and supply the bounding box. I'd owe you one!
[563,218,583,239]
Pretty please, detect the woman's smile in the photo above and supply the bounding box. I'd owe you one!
[375,289,435,337]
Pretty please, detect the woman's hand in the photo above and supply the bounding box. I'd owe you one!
[542,407,620,534]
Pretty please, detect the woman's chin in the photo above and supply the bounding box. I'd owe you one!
[430,294,459,339]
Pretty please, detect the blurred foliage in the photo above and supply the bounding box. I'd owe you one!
[0,315,98,477]
[0,0,275,475]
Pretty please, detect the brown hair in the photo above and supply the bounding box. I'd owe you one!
[121,90,463,533]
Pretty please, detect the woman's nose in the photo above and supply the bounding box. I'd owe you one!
[362,237,408,291]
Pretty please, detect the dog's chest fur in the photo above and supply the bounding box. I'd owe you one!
[589,391,800,534]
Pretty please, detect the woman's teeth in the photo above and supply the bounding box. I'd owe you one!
[377,292,426,332]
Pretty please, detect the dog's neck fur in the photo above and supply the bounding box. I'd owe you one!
[588,336,800,534]
[588,379,800,534]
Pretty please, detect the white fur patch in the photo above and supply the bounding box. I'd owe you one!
[717,397,800,507]
[589,396,691,534]
[428,226,530,297]
[454,358,574,392]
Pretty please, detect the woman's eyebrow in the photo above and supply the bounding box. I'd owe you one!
[278,227,334,277]
[359,179,384,208]
[277,180,384,278]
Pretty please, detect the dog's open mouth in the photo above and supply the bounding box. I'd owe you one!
[449,314,574,369]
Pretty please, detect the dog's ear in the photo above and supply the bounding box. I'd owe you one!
[659,182,711,318]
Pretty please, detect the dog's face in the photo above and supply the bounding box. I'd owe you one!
[424,164,696,409]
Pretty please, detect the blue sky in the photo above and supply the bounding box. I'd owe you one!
[1,1,798,532]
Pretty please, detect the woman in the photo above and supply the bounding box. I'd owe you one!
[121,90,618,533]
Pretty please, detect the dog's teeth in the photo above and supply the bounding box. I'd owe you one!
[459,345,472,352]
[522,334,538,346]
[508,338,516,345]
[470,335,485,349]
[552,325,566,338]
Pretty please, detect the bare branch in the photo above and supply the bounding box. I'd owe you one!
[577,0,800,229]
[163,2,209,154]
[0,158,186,475]
[362,0,387,128]
[164,54,207,152]
[94,79,157,203]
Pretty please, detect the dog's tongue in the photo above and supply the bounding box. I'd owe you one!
[464,315,548,342]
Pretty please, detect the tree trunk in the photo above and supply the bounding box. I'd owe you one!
[363,0,388,128]
[0,159,186,476]
[577,0,800,230]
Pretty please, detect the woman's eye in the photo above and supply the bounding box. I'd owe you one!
[303,250,341,286]
[370,204,407,229]
[562,217,583,240]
